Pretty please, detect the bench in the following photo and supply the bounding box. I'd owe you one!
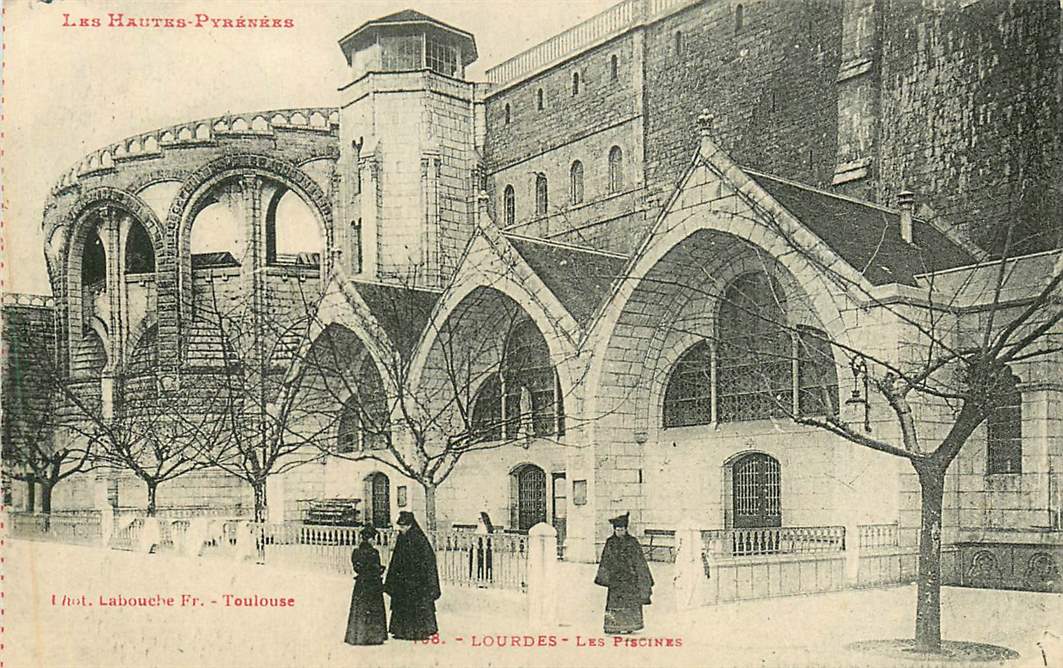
[642,529,676,562]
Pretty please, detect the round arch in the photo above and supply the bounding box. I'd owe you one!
[60,188,165,365]
[407,280,581,407]
[163,154,334,359]
[584,211,856,444]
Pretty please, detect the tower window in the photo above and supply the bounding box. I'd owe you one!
[537,88,545,111]
[505,103,511,124]
[608,146,624,194]
[735,4,745,34]
[987,370,1022,475]
[610,54,619,81]
[504,185,515,226]
[569,161,584,205]
[674,31,683,56]
[572,72,580,96]
[535,174,548,216]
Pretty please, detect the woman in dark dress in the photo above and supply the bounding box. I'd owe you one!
[384,511,441,640]
[344,526,387,645]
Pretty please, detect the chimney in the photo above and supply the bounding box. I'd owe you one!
[897,190,915,243]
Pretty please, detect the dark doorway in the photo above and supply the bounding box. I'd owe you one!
[516,465,547,531]
[732,453,781,528]
[367,472,391,527]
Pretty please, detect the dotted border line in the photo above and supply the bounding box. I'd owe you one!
[1,4,8,664]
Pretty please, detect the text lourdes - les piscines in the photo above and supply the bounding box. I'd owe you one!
[51,593,295,608]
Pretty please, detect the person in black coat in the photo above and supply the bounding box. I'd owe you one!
[344,525,387,646]
[384,511,441,640]
[594,512,654,634]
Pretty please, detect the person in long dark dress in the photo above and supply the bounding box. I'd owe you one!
[383,511,441,640]
[594,512,654,634]
[344,526,387,646]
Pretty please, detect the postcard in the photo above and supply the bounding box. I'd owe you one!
[2,1,1061,667]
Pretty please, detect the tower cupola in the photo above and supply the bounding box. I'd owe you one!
[338,9,478,82]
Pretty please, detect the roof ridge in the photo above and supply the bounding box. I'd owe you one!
[349,277,445,295]
[744,168,903,217]
[503,231,630,260]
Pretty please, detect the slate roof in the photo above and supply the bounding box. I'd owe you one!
[504,234,629,329]
[339,9,477,62]
[349,280,441,358]
[746,170,977,286]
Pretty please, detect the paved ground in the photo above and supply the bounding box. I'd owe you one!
[4,539,1061,668]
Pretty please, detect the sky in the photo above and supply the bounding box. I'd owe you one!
[1,0,618,295]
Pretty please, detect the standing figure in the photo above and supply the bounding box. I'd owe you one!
[384,511,441,640]
[344,526,387,646]
[594,512,654,634]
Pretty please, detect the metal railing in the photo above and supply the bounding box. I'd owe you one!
[9,511,103,545]
[6,512,531,593]
[702,526,846,558]
[858,523,899,550]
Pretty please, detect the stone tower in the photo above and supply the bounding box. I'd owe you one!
[336,10,483,289]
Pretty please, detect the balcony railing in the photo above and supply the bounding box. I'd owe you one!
[701,526,847,558]
[485,0,700,87]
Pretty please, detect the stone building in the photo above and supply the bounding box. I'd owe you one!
[4,1,1062,590]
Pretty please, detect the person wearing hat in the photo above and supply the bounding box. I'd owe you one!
[594,512,654,634]
[383,511,441,640]
[344,525,387,646]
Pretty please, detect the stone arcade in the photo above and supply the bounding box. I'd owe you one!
[4,3,1062,594]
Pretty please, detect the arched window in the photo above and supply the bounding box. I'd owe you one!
[987,370,1022,474]
[797,326,839,416]
[569,161,584,205]
[505,103,511,124]
[537,88,545,111]
[674,30,683,56]
[82,230,106,287]
[732,453,781,529]
[471,375,503,442]
[717,273,791,422]
[610,54,619,81]
[265,187,323,267]
[334,355,389,453]
[735,4,744,34]
[608,146,624,194]
[125,221,155,274]
[504,185,516,226]
[663,340,713,427]
[572,71,580,96]
[502,319,560,438]
[535,174,549,216]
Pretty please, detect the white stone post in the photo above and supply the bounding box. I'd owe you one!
[138,517,161,554]
[845,521,861,586]
[527,522,559,629]
[672,518,708,611]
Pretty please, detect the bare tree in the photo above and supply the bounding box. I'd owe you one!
[644,152,1062,653]
[2,356,96,514]
[184,278,330,522]
[297,262,587,530]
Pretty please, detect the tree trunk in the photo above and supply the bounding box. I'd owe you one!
[914,463,946,653]
[41,481,53,514]
[27,480,36,512]
[252,480,267,523]
[423,484,437,531]
[146,481,158,518]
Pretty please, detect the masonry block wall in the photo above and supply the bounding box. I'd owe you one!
[485,0,1061,256]
[484,32,650,253]
[877,0,1062,253]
